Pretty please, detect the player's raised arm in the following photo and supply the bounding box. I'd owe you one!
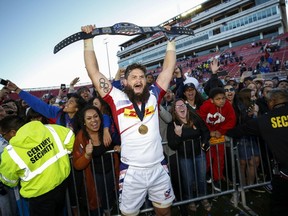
[156,28,176,91]
[82,25,112,97]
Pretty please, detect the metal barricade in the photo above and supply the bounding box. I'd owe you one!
[163,137,239,214]
[234,136,272,215]
[21,135,270,215]
[66,150,121,216]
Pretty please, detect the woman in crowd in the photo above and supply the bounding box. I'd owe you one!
[73,105,120,216]
[223,84,242,185]
[159,88,188,215]
[181,78,205,111]
[167,98,211,212]
[246,81,260,99]
[89,95,117,146]
[237,88,260,186]
[89,95,121,181]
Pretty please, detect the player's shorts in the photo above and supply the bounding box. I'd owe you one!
[119,160,175,215]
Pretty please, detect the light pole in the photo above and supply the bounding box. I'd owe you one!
[103,38,112,80]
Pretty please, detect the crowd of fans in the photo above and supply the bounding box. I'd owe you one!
[1,30,288,216]
[1,55,287,215]
[148,35,288,86]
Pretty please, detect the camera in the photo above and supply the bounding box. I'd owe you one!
[0,78,8,86]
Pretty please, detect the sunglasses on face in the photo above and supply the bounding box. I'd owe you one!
[224,88,235,92]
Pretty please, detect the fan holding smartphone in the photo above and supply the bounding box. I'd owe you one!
[60,84,66,92]
[0,78,8,86]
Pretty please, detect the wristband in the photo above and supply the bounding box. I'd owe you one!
[166,41,176,52]
[84,39,94,51]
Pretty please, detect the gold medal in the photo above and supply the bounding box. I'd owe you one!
[138,124,148,135]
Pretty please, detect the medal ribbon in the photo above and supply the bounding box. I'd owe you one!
[132,102,145,121]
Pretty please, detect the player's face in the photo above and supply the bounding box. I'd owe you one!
[126,69,147,95]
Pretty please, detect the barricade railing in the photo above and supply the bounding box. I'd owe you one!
[16,135,272,215]
[233,136,272,214]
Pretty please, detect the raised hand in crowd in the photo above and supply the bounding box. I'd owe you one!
[53,84,68,106]
[210,58,220,74]
[69,77,80,93]
[5,81,21,94]
[114,68,125,81]
[70,77,80,86]
[173,121,183,137]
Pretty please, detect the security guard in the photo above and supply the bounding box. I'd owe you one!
[0,118,75,216]
[226,89,288,216]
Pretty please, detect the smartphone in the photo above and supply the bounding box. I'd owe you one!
[60,84,66,91]
[0,78,8,86]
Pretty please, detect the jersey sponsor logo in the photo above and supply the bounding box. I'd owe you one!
[271,115,288,128]
[26,137,55,163]
[123,105,155,118]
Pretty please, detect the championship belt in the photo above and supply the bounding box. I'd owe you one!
[53,22,194,54]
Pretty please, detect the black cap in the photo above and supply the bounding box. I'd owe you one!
[243,76,253,82]
[184,83,196,91]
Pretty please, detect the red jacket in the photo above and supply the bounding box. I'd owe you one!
[197,99,236,135]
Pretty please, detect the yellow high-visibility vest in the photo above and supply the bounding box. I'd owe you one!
[0,121,75,198]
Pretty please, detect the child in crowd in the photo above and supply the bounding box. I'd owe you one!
[198,87,236,191]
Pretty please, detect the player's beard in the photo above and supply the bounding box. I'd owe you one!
[123,84,150,104]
